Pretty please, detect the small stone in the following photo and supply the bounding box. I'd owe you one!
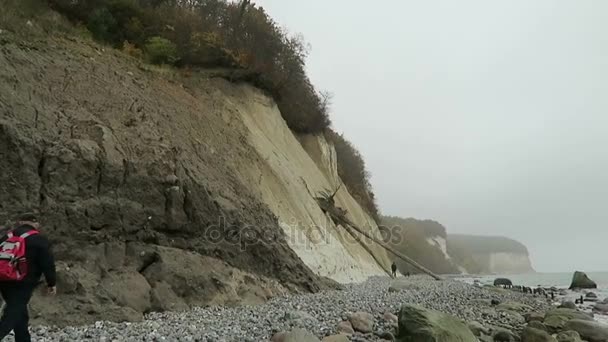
[321,335,349,342]
[383,312,398,323]
[336,321,354,335]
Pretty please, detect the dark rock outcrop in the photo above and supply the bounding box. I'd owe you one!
[569,271,597,290]
[494,278,513,287]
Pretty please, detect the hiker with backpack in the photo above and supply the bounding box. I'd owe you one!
[0,213,56,342]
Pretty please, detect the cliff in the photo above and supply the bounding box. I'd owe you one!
[0,19,389,325]
[381,216,535,275]
[381,216,461,275]
[448,234,535,274]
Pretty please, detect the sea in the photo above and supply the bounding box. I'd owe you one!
[452,272,608,324]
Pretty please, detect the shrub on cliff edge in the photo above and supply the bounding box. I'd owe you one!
[46,0,331,134]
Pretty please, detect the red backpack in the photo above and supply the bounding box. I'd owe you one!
[0,229,39,281]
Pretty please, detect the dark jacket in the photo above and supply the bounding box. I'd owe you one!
[0,225,56,287]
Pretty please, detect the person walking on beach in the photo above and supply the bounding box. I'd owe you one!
[391,261,397,278]
[0,213,56,342]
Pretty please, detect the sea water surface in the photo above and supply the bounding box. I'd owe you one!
[453,272,608,324]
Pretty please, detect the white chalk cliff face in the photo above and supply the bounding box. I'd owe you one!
[448,234,535,274]
[486,252,534,274]
[427,236,451,261]
[224,85,391,283]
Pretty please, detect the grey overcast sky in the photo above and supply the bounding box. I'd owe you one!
[254,0,608,272]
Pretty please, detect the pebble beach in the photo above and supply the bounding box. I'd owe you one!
[16,275,554,341]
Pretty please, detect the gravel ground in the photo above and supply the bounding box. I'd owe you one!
[15,275,551,341]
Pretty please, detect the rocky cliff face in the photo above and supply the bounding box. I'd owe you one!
[0,30,388,325]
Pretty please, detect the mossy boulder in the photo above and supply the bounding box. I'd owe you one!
[564,320,608,342]
[397,304,477,342]
[520,327,557,342]
[543,308,594,333]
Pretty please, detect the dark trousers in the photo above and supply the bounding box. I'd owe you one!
[0,283,35,342]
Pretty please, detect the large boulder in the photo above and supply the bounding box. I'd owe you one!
[520,327,557,342]
[397,304,477,342]
[555,331,583,342]
[559,301,577,310]
[528,321,548,332]
[543,308,594,333]
[99,271,152,312]
[564,319,608,342]
[569,271,597,290]
[494,278,513,287]
[525,312,545,323]
[348,312,374,333]
[140,246,288,307]
[467,321,489,336]
[593,303,608,314]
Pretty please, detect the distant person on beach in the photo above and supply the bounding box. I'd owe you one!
[0,213,57,342]
[391,262,397,278]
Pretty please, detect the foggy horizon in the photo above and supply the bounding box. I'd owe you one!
[255,0,608,273]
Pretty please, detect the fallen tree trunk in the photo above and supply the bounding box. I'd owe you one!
[315,188,441,280]
[341,220,442,280]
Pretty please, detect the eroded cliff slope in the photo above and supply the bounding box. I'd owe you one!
[0,25,388,325]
